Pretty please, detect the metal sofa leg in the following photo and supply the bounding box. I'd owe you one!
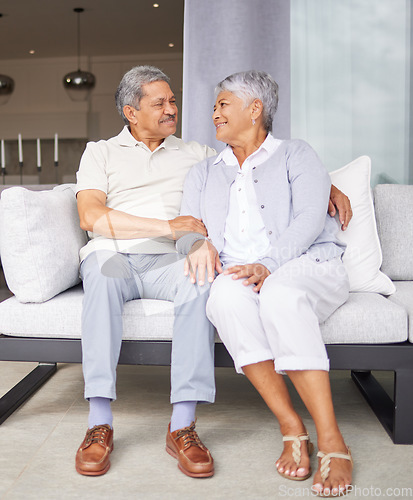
[0,363,57,425]
[393,369,413,444]
[351,370,394,440]
[351,369,413,444]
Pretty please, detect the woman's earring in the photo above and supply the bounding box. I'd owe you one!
[252,119,256,126]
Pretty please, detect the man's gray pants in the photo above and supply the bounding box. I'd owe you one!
[80,250,216,404]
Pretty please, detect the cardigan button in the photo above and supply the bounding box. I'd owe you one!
[254,179,258,183]
[316,258,320,262]
[261,205,265,209]
[268,231,272,235]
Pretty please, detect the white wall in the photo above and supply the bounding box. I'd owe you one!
[0,57,89,139]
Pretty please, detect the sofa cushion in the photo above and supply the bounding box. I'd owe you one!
[0,287,407,344]
[329,157,395,295]
[374,184,413,281]
[320,292,407,344]
[0,285,175,341]
[389,281,413,342]
[0,185,88,303]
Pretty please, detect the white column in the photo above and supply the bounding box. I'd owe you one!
[182,0,291,151]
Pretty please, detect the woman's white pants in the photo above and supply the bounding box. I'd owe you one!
[206,255,349,374]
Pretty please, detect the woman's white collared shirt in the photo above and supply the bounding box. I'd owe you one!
[214,134,283,267]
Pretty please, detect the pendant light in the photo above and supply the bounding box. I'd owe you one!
[0,74,14,105]
[63,7,96,101]
[0,14,14,105]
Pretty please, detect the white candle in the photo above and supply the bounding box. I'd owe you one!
[37,138,41,167]
[1,140,5,169]
[54,133,58,163]
[18,133,23,163]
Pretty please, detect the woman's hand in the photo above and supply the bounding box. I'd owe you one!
[224,263,270,293]
[185,239,223,286]
[329,185,352,231]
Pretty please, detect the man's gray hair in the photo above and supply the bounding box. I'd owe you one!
[215,70,279,133]
[115,65,170,124]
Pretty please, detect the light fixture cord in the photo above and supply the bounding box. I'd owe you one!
[77,10,81,71]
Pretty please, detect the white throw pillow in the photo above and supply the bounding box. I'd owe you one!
[329,156,395,295]
[0,185,88,303]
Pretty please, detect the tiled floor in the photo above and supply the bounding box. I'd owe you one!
[1,361,413,500]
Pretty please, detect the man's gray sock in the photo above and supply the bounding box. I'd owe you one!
[170,401,197,432]
[88,397,113,429]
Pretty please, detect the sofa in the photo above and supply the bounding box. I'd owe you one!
[0,156,412,444]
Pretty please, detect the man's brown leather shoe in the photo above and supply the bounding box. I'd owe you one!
[166,421,214,478]
[75,424,114,476]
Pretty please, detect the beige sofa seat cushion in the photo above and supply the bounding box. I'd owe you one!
[321,292,407,344]
[0,285,175,341]
[0,287,407,344]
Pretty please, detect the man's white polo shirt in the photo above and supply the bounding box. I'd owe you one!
[76,126,215,262]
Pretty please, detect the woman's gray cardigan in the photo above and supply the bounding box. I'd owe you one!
[177,139,345,273]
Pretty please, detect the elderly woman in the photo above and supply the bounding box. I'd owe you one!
[177,70,353,497]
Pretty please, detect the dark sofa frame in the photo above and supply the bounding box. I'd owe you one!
[1,335,413,444]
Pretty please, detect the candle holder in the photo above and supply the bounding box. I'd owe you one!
[54,133,59,184]
[36,138,42,176]
[1,139,5,181]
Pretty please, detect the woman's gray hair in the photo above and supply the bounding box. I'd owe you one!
[215,70,279,133]
[115,65,170,124]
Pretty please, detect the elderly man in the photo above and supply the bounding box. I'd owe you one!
[74,65,351,478]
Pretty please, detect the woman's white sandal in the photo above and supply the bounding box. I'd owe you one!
[276,433,314,481]
[314,447,353,497]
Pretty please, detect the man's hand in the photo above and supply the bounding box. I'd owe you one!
[168,216,207,240]
[185,239,223,286]
[224,263,270,293]
[329,185,353,231]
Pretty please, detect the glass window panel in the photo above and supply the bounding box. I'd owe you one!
[291,0,411,185]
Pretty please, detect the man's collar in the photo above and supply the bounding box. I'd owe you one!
[161,135,181,150]
[116,126,139,147]
[116,125,180,151]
